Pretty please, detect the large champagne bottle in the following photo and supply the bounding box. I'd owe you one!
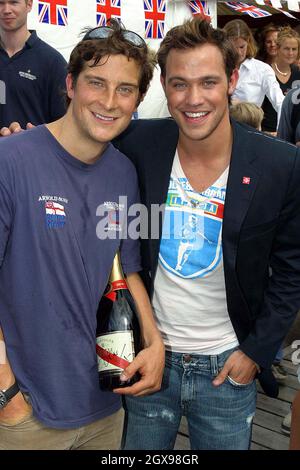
[96,252,142,391]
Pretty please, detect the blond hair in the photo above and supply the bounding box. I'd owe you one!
[277,26,300,60]
[230,102,264,130]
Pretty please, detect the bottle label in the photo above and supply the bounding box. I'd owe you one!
[105,280,128,302]
[96,331,135,372]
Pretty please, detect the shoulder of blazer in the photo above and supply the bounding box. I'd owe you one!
[113,118,179,159]
[231,119,298,166]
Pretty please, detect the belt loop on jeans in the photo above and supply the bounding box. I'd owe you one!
[210,355,218,376]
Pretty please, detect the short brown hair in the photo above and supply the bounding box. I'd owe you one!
[223,20,257,59]
[67,19,155,106]
[230,102,264,130]
[157,18,238,82]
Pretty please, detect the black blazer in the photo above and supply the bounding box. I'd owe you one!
[114,118,300,397]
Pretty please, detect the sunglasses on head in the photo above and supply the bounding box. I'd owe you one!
[83,25,146,48]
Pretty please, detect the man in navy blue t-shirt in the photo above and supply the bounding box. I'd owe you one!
[0,19,164,450]
[0,0,66,131]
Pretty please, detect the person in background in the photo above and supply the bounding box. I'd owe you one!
[256,23,279,66]
[254,28,300,385]
[278,85,300,145]
[230,101,264,130]
[278,87,300,437]
[0,0,67,133]
[223,20,284,120]
[114,17,300,450]
[0,20,164,450]
[262,27,300,135]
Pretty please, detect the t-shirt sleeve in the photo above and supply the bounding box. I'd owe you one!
[48,53,67,121]
[0,173,14,268]
[120,166,142,275]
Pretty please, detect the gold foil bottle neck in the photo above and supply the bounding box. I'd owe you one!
[109,252,125,283]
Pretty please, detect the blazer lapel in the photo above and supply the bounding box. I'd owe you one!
[223,122,261,269]
[145,120,179,277]
[146,120,179,207]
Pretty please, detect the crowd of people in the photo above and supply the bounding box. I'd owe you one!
[0,0,300,452]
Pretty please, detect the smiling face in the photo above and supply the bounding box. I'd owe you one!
[161,44,238,146]
[265,31,278,60]
[66,54,141,151]
[277,38,299,66]
[0,0,32,33]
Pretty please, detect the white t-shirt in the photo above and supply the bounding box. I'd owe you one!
[152,151,238,354]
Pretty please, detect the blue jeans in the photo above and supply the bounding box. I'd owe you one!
[122,347,257,450]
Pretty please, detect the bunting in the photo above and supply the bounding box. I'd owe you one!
[225,2,272,18]
[96,0,121,27]
[187,1,211,22]
[144,0,166,39]
[38,0,68,26]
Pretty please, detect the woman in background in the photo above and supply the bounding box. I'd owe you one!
[256,23,279,66]
[223,20,283,118]
[262,27,300,133]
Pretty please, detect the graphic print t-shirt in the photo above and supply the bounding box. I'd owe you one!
[152,151,238,354]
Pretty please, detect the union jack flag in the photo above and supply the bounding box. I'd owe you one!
[278,9,298,18]
[38,0,68,26]
[144,0,166,39]
[225,2,272,18]
[96,0,121,27]
[187,1,211,23]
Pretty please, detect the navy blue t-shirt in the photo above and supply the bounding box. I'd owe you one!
[0,126,141,428]
[0,31,67,128]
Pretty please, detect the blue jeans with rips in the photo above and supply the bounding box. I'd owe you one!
[122,347,257,450]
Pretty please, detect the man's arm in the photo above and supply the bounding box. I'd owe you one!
[0,328,31,425]
[113,272,165,397]
[0,163,32,423]
[215,145,300,387]
[239,149,300,372]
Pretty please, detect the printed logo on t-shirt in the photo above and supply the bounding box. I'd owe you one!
[102,201,124,233]
[39,195,68,229]
[159,157,228,280]
[19,70,37,81]
[45,201,66,228]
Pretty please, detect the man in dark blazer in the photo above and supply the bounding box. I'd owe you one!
[114,18,300,450]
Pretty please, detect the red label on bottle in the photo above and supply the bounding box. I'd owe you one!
[105,279,128,302]
[96,344,131,370]
[105,291,117,302]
